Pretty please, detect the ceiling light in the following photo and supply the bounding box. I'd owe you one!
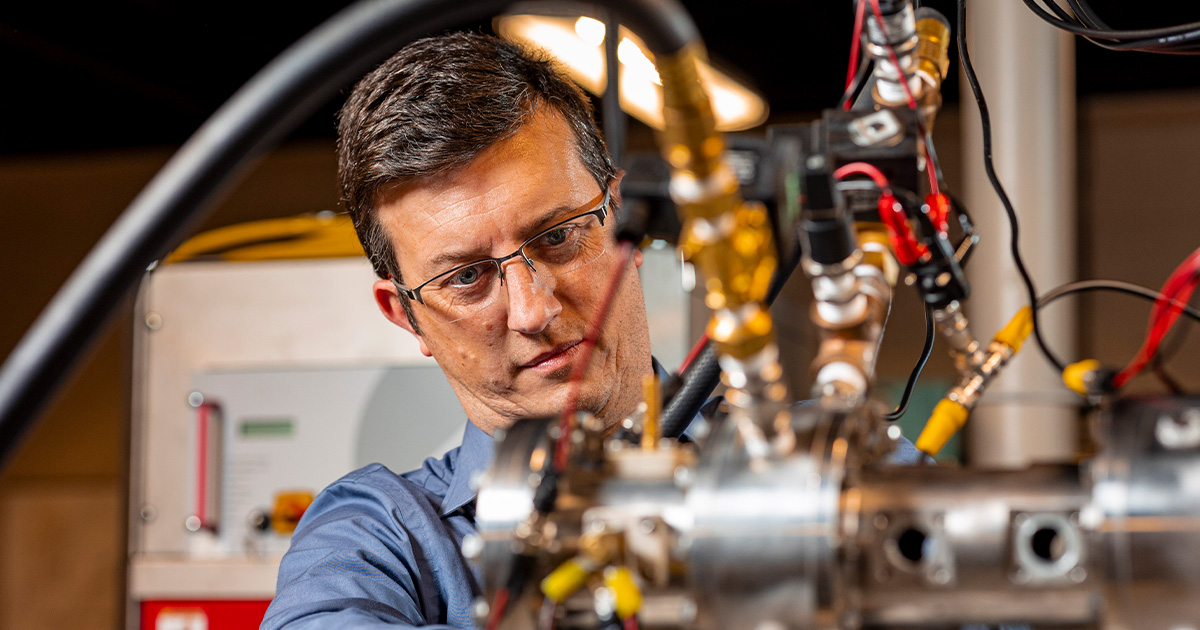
[496,14,768,131]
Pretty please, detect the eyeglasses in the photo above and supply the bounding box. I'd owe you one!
[393,189,612,323]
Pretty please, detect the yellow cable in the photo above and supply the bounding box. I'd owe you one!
[1062,359,1101,396]
[915,398,969,457]
[166,214,362,263]
[603,566,642,620]
[541,557,595,604]
[992,306,1034,352]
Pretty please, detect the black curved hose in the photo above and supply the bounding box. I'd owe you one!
[0,0,700,469]
[661,249,801,438]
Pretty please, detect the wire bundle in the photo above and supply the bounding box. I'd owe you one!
[1022,0,1200,54]
[1112,248,1200,388]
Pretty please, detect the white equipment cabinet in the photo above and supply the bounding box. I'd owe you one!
[126,250,688,630]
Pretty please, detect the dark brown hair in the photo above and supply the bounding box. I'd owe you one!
[337,31,615,326]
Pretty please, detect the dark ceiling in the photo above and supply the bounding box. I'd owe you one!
[2,1,1198,156]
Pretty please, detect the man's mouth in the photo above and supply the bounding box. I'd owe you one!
[521,341,583,372]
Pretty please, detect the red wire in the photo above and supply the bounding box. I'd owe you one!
[1113,247,1200,388]
[865,0,941,197]
[624,616,640,630]
[554,242,636,473]
[834,162,890,189]
[843,0,867,111]
[485,587,510,630]
[678,333,709,373]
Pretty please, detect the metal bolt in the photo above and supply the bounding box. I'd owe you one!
[473,597,490,622]
[1070,566,1087,583]
[673,465,693,488]
[140,505,157,522]
[806,155,826,169]
[932,567,951,585]
[144,311,163,330]
[184,515,202,532]
[461,533,483,560]
[247,510,270,532]
[873,514,889,530]
[1156,411,1200,450]
[187,391,205,408]
[639,518,658,535]
[935,272,952,287]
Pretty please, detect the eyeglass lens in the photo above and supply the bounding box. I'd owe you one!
[420,211,609,323]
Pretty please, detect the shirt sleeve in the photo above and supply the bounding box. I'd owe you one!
[261,474,464,630]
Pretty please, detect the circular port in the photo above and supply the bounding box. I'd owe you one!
[1031,526,1066,563]
[896,527,928,564]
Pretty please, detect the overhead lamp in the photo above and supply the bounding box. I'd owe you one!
[495,14,769,131]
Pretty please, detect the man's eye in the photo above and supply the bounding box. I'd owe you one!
[542,227,572,246]
[451,265,482,285]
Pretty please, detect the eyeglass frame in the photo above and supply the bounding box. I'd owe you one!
[391,188,612,308]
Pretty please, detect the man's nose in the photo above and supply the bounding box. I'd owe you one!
[502,258,562,335]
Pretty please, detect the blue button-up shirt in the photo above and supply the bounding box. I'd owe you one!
[263,405,927,629]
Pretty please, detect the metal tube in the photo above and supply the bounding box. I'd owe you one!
[959,0,1078,467]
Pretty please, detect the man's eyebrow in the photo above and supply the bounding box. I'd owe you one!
[422,193,603,275]
[426,247,491,272]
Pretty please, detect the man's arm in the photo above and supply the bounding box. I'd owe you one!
[262,467,473,630]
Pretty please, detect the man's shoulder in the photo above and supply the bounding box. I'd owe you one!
[326,446,464,505]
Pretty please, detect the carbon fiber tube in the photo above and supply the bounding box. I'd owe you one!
[662,247,801,438]
[0,0,700,469]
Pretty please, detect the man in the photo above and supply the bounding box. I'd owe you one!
[262,32,653,629]
[263,29,925,630]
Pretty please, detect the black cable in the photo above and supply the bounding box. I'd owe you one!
[661,246,802,439]
[957,0,1068,374]
[1036,279,1200,324]
[1021,0,1200,40]
[1022,0,1200,54]
[838,53,872,110]
[884,303,934,422]
[602,9,625,168]
[1037,279,1200,392]
[0,0,702,470]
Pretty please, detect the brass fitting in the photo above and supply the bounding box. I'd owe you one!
[658,45,778,362]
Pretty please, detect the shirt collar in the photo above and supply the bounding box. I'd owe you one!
[441,420,494,517]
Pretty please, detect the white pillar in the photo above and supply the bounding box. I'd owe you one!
[959,0,1078,467]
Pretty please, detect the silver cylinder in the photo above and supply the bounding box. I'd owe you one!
[849,465,1097,628]
[1091,396,1200,630]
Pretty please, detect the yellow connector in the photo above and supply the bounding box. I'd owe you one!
[541,557,595,604]
[642,375,661,450]
[1062,359,1101,396]
[603,566,643,620]
[992,306,1034,352]
[915,398,969,457]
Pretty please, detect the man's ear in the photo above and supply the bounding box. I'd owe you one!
[373,279,433,357]
[610,169,626,206]
[609,171,644,269]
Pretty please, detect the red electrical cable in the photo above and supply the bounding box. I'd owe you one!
[865,0,941,197]
[843,0,867,111]
[1113,247,1200,389]
[484,587,511,630]
[554,242,636,473]
[834,162,889,189]
[624,616,640,630]
[834,162,928,266]
[678,333,709,373]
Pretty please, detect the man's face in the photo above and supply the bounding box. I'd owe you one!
[372,110,653,435]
